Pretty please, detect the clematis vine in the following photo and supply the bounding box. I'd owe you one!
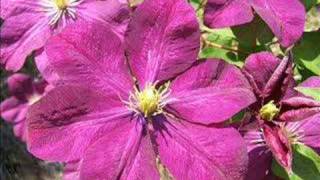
[204,0,306,47]
[239,52,320,179]
[0,0,129,71]
[0,73,51,141]
[26,0,257,179]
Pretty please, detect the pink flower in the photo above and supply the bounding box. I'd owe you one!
[239,51,320,179]
[0,0,129,71]
[0,73,51,141]
[26,0,256,179]
[204,0,306,47]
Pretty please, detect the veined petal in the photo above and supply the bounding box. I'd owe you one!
[153,115,248,180]
[204,0,254,28]
[0,97,27,124]
[242,123,273,179]
[27,85,132,162]
[1,10,51,71]
[289,114,320,153]
[251,0,305,47]
[77,0,130,40]
[7,73,33,98]
[80,119,160,179]
[243,52,294,101]
[168,60,255,124]
[125,0,200,87]
[300,76,320,88]
[43,21,134,98]
[262,123,292,171]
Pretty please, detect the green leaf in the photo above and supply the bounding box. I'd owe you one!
[272,143,320,180]
[295,87,320,101]
[293,32,320,75]
[302,0,320,10]
[200,47,244,67]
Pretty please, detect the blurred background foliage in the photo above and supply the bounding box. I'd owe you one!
[1,0,320,179]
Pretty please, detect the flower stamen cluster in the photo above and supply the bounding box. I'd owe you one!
[259,100,280,121]
[40,0,81,26]
[125,82,172,117]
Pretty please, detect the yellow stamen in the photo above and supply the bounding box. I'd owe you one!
[259,100,280,121]
[55,0,68,10]
[137,84,162,117]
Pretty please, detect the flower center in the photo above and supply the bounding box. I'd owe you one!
[259,100,280,121]
[125,83,171,117]
[55,0,68,10]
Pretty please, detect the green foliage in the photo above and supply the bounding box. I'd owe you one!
[272,143,320,180]
[302,0,320,10]
[293,32,320,76]
[295,86,320,101]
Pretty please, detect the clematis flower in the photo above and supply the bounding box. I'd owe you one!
[26,0,256,179]
[0,0,129,72]
[239,52,320,179]
[0,73,51,141]
[204,0,306,47]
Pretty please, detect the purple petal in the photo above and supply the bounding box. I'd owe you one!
[262,123,292,171]
[44,21,133,98]
[288,114,320,152]
[204,0,254,28]
[125,0,200,87]
[35,51,60,84]
[242,126,273,179]
[300,76,320,88]
[241,122,274,179]
[0,97,27,123]
[80,120,160,179]
[77,0,130,40]
[153,115,248,179]
[7,73,33,98]
[27,85,132,162]
[0,2,51,71]
[63,161,80,180]
[168,60,255,124]
[251,0,305,47]
[243,52,294,100]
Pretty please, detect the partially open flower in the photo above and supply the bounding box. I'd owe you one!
[240,51,320,179]
[0,73,51,141]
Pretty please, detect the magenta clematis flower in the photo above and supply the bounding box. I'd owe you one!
[239,52,320,179]
[0,0,129,72]
[26,0,256,179]
[204,0,306,47]
[0,73,51,141]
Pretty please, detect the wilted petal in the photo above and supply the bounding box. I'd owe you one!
[125,0,200,87]
[1,2,51,71]
[251,0,305,47]
[80,120,160,179]
[204,0,254,28]
[44,21,133,97]
[243,52,293,100]
[153,115,248,180]
[262,123,292,171]
[7,73,33,98]
[168,60,255,124]
[27,85,132,162]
